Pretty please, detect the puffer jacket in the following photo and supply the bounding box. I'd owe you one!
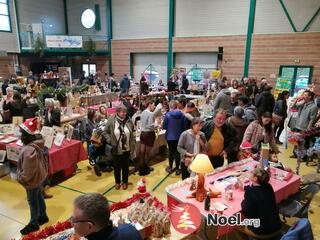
[17,139,48,189]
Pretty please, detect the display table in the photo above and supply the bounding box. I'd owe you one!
[135,130,167,157]
[61,112,87,124]
[87,105,117,115]
[6,139,87,175]
[166,159,301,237]
[176,94,205,100]
[80,92,118,106]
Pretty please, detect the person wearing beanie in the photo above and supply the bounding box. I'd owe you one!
[17,118,49,235]
[227,106,248,145]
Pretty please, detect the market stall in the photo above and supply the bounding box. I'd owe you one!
[5,138,87,175]
[166,159,300,238]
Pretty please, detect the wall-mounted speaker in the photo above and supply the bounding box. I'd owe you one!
[218,46,223,61]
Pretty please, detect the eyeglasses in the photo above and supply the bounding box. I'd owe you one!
[69,216,95,225]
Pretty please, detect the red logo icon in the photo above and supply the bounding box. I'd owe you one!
[170,203,201,234]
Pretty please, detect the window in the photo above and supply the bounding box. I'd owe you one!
[0,0,11,32]
[81,9,96,29]
[82,63,96,77]
[279,66,313,97]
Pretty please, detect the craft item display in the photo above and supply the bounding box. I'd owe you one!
[0,124,14,135]
[110,178,171,238]
[54,132,65,147]
[187,174,221,202]
[110,196,171,239]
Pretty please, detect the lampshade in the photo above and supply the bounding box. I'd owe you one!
[189,154,214,174]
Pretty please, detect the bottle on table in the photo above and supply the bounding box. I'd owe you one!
[204,192,211,211]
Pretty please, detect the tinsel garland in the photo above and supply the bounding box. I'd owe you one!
[20,191,166,240]
[20,221,72,240]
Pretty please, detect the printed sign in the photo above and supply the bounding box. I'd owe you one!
[274,77,292,98]
[46,35,83,48]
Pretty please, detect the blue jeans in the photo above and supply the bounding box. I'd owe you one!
[26,186,47,225]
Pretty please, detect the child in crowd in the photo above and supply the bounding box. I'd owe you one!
[269,151,292,172]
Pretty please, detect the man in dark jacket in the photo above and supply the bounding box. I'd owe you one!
[180,74,189,94]
[120,74,130,96]
[72,193,142,240]
[163,100,188,175]
[255,86,275,117]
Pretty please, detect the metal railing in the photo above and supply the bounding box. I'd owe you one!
[19,27,109,52]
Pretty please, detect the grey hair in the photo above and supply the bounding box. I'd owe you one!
[74,193,110,228]
[44,98,55,107]
[116,103,127,113]
[6,87,13,93]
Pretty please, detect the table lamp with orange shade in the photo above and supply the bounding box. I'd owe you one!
[187,154,221,202]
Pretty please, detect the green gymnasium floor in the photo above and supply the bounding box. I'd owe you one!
[0,144,319,239]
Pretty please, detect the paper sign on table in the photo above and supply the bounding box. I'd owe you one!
[45,135,54,149]
[0,124,14,135]
[66,125,74,141]
[41,126,54,149]
[41,126,53,137]
[53,126,64,135]
[0,136,18,143]
[54,132,65,146]
[6,145,20,162]
[0,150,6,163]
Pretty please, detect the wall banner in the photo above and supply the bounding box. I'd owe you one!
[46,35,83,48]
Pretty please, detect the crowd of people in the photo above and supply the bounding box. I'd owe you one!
[2,70,320,238]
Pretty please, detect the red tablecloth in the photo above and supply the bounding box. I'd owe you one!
[48,139,87,175]
[6,139,87,175]
[166,160,301,237]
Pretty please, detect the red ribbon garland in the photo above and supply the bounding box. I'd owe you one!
[20,192,168,239]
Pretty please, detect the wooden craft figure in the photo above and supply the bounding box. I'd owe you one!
[187,174,221,202]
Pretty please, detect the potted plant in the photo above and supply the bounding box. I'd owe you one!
[33,35,45,57]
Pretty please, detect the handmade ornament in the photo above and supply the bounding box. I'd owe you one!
[187,174,221,202]
[137,177,147,193]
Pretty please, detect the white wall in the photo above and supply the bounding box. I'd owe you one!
[255,0,320,33]
[175,0,249,37]
[17,0,65,34]
[112,0,169,40]
[67,0,107,36]
[0,0,19,53]
[284,0,320,31]
[175,53,217,70]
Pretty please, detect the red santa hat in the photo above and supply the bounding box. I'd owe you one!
[240,140,252,150]
[20,118,38,135]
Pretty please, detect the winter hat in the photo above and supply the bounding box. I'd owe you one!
[20,118,38,135]
[234,106,244,118]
